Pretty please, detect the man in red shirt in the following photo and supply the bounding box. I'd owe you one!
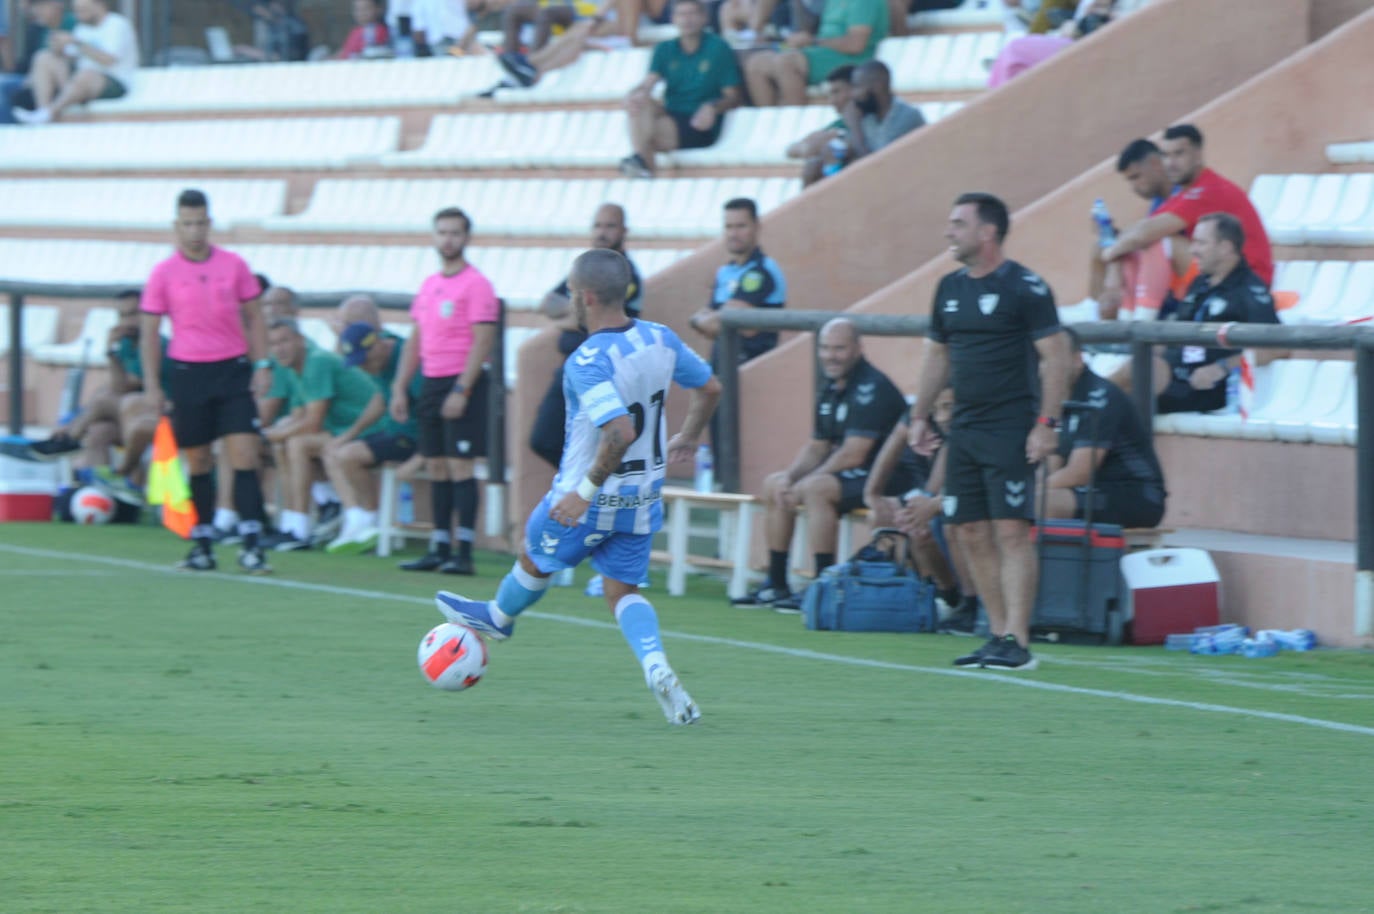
[140,189,273,574]
[1100,123,1273,290]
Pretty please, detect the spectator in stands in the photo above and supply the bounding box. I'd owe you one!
[480,0,613,95]
[322,321,423,553]
[498,0,583,63]
[907,191,1069,671]
[260,318,386,551]
[12,0,138,125]
[235,0,311,61]
[620,0,741,178]
[738,0,823,43]
[986,0,1114,88]
[785,64,854,187]
[843,60,924,162]
[863,386,974,621]
[1154,212,1279,415]
[612,0,674,39]
[1100,123,1275,289]
[333,292,383,337]
[1087,138,1178,321]
[1,0,72,124]
[390,206,499,575]
[688,197,787,368]
[743,0,887,108]
[334,0,391,59]
[1044,327,1166,526]
[411,0,480,55]
[531,203,643,468]
[0,1,11,75]
[732,318,908,612]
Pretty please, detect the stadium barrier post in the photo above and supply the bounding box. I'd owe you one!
[717,327,742,494]
[1356,342,1374,637]
[6,293,22,436]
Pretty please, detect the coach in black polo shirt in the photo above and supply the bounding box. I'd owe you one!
[908,192,1070,672]
[732,318,907,612]
[1157,212,1279,414]
[1046,328,1166,528]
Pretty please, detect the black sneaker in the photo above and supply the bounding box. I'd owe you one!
[938,603,979,636]
[28,434,82,458]
[477,78,516,99]
[439,554,476,575]
[400,550,449,572]
[953,636,1001,668]
[313,502,343,544]
[238,546,273,575]
[981,634,1039,671]
[772,592,803,615]
[618,154,653,179]
[731,584,790,608]
[262,531,311,552]
[497,50,537,86]
[176,543,216,572]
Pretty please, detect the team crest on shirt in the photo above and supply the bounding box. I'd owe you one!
[978,294,999,315]
[1005,480,1026,507]
[854,382,875,406]
[1205,296,1227,317]
[836,402,849,423]
[741,271,763,293]
[1068,414,1080,434]
[440,299,455,319]
[699,60,710,73]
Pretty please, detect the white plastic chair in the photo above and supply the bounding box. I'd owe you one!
[30,307,119,367]
[1270,360,1352,443]
[0,304,61,353]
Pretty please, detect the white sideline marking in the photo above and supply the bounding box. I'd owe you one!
[4,543,1374,739]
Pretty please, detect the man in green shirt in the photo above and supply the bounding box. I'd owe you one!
[261,318,385,551]
[744,0,888,107]
[321,320,424,554]
[620,0,741,178]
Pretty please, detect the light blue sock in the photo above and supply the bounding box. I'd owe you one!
[614,594,669,682]
[494,562,551,619]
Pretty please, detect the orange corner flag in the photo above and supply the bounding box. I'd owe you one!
[147,417,196,538]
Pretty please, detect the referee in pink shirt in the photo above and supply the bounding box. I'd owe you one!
[140,189,274,574]
[390,207,500,575]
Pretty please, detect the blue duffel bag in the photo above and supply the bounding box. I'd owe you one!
[801,528,937,633]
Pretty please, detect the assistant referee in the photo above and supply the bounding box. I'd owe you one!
[140,189,274,574]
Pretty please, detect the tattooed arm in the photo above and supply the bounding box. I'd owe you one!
[549,414,637,526]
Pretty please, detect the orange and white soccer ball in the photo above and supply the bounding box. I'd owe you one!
[417,622,489,691]
[71,486,117,525]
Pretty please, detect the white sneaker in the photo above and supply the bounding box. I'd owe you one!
[13,106,52,125]
[648,666,700,726]
[326,525,379,555]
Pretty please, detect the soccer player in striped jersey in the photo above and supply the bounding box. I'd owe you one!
[437,248,721,725]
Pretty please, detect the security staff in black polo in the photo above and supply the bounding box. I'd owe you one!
[732,318,907,612]
[1045,327,1167,528]
[1156,211,1279,414]
[908,192,1070,672]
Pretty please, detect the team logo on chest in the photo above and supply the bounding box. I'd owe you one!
[836,403,849,423]
[439,299,455,319]
[978,293,999,316]
[1205,296,1228,317]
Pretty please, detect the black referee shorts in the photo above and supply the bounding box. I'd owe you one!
[416,371,489,460]
[1073,482,1166,529]
[943,423,1035,524]
[167,355,260,449]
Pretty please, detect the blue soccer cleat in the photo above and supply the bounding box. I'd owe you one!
[435,591,514,641]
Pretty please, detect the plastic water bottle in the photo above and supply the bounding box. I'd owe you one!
[693,445,714,493]
[822,135,848,177]
[1190,623,1247,655]
[1240,637,1280,659]
[398,482,415,525]
[1092,198,1117,249]
[1257,628,1317,651]
[1164,633,1194,651]
[1225,365,1242,415]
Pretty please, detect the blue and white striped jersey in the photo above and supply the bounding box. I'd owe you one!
[555,319,713,534]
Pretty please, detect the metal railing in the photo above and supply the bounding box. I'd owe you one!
[716,309,1374,637]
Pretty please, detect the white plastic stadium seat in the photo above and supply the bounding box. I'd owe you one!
[1326,141,1374,165]
[0,178,287,230]
[1246,174,1285,227]
[1270,360,1353,443]
[1167,361,1278,438]
[31,307,119,367]
[908,0,1003,29]
[1307,369,1357,446]
[492,48,652,105]
[297,317,338,352]
[1259,174,1314,245]
[0,117,400,172]
[1305,174,1374,247]
[0,304,61,353]
[1235,358,1319,441]
[1283,261,1350,325]
[1272,259,1317,305]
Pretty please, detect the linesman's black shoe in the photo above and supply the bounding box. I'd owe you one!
[439,555,476,575]
[176,543,216,572]
[238,546,273,575]
[400,550,449,572]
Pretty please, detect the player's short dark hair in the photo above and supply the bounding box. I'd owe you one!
[433,206,471,232]
[255,273,272,292]
[825,64,855,85]
[1162,123,1204,147]
[723,197,758,221]
[852,60,891,87]
[954,191,1009,242]
[1116,138,1160,171]
[1198,211,1244,252]
[569,248,631,309]
[115,288,141,301]
[177,188,209,210]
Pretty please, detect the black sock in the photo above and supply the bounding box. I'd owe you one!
[768,550,789,591]
[431,479,454,550]
[452,479,477,559]
[190,473,215,548]
[814,552,835,576]
[938,585,961,608]
[232,469,266,549]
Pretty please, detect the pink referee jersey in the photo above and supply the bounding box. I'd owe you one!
[409,265,500,378]
[142,246,262,363]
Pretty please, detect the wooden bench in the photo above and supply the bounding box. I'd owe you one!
[652,486,757,599]
[1124,527,1172,552]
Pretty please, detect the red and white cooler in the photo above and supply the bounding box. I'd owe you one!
[0,442,60,522]
[1121,548,1220,644]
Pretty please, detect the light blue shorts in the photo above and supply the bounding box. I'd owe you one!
[524,497,652,585]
